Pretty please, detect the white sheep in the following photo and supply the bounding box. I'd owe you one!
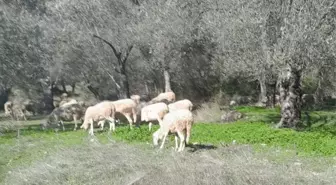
[152,109,194,152]
[229,100,237,106]
[141,102,169,131]
[80,101,116,135]
[168,99,193,112]
[60,99,78,107]
[149,91,176,104]
[130,95,141,105]
[11,102,28,121]
[4,101,13,117]
[40,103,85,131]
[112,98,137,129]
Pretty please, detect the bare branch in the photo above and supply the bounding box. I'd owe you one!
[93,34,122,63]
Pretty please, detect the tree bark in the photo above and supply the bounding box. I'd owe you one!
[61,80,67,93]
[145,81,149,95]
[117,72,130,99]
[276,66,302,128]
[71,83,76,94]
[257,74,267,107]
[164,69,172,92]
[40,80,55,113]
[87,85,100,99]
[271,81,277,108]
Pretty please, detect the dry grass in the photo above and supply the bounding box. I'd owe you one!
[3,140,336,185]
[193,102,225,123]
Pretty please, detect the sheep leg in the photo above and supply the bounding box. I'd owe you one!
[59,120,65,131]
[132,108,137,124]
[148,122,152,131]
[89,119,94,136]
[107,117,116,132]
[73,116,78,131]
[186,123,192,145]
[125,114,134,130]
[22,110,27,121]
[98,120,105,130]
[156,114,164,127]
[159,132,168,149]
[177,131,185,152]
[174,134,179,151]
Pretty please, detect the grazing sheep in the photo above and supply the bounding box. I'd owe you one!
[130,95,141,105]
[152,109,194,152]
[60,99,78,107]
[4,101,13,117]
[40,103,86,131]
[229,100,237,106]
[22,99,37,116]
[61,93,68,99]
[80,101,116,135]
[141,102,169,131]
[168,99,193,112]
[149,91,176,104]
[11,103,27,121]
[112,99,137,129]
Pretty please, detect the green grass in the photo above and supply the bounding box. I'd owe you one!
[2,106,336,183]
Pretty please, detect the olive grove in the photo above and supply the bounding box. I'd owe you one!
[1,0,335,128]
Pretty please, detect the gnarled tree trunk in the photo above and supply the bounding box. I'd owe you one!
[276,67,302,128]
[164,69,171,92]
[257,74,267,107]
[270,81,277,108]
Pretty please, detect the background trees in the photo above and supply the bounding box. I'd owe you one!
[1,0,335,128]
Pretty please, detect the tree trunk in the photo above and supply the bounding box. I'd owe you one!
[164,69,172,92]
[71,83,76,94]
[276,67,302,128]
[271,81,277,108]
[145,82,149,95]
[61,81,67,93]
[87,85,100,99]
[257,74,267,107]
[117,73,130,99]
[42,82,55,113]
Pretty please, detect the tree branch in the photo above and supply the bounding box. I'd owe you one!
[97,60,121,89]
[93,34,122,63]
[122,45,134,64]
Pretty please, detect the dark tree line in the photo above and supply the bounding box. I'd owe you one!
[1,0,335,128]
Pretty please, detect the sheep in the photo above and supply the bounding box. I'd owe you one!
[40,103,86,131]
[130,95,141,105]
[229,100,237,106]
[141,102,169,131]
[80,101,116,135]
[60,98,78,107]
[149,91,176,104]
[112,99,137,129]
[4,101,13,117]
[152,109,194,152]
[22,99,37,116]
[11,103,27,121]
[168,99,193,112]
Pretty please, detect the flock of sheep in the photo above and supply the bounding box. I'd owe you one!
[4,91,194,152]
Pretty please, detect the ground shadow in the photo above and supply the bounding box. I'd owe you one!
[187,143,217,152]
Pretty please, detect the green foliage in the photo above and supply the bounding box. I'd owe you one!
[112,125,159,143]
[234,105,280,113]
[191,122,336,157]
[301,77,318,94]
